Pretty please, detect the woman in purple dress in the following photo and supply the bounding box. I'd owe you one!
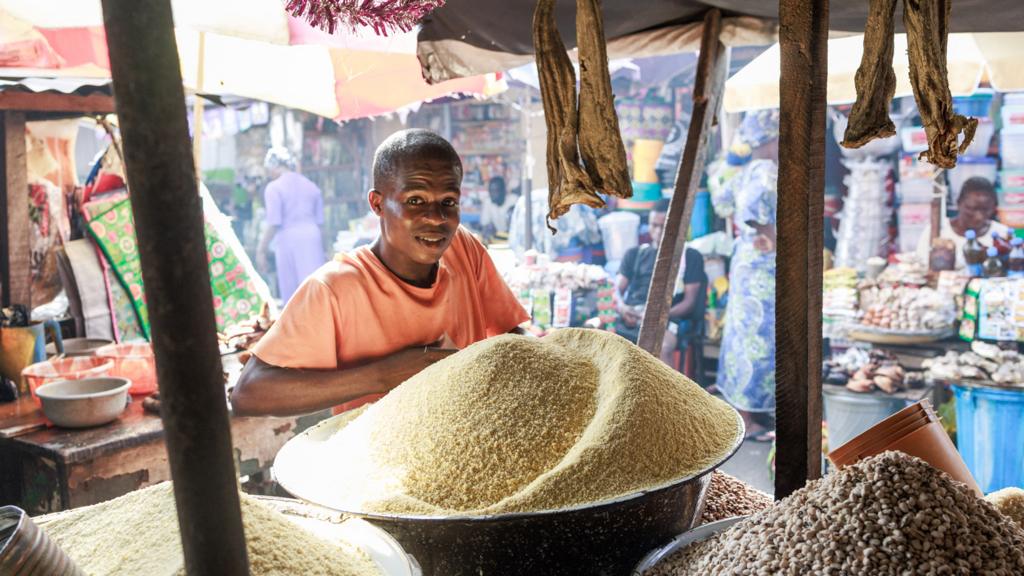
[256,147,326,303]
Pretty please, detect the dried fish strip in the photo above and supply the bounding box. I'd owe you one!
[903,0,977,168]
[841,0,898,148]
[576,0,632,200]
[532,0,601,228]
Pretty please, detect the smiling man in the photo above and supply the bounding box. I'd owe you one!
[231,130,529,416]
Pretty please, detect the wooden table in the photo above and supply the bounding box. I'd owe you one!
[0,395,329,515]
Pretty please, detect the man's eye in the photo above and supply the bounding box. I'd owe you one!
[442,198,458,207]
[406,197,423,205]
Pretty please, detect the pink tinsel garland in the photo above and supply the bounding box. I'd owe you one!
[286,0,446,36]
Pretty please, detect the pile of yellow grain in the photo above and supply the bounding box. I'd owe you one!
[314,329,740,515]
[987,487,1024,529]
[36,483,380,576]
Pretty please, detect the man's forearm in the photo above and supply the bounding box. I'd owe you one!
[231,348,454,417]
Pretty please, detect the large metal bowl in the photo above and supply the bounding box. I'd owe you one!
[274,410,743,575]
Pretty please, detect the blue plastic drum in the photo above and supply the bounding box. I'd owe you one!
[952,383,1024,494]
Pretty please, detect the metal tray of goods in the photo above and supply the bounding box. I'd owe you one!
[253,496,421,576]
[631,516,746,574]
[848,325,956,345]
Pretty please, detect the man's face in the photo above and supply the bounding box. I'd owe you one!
[369,157,462,266]
[488,180,506,205]
[958,190,996,232]
[649,210,667,247]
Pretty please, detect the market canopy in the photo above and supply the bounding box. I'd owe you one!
[0,0,503,121]
[724,33,1024,113]
[416,0,1024,82]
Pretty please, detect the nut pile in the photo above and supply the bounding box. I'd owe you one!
[647,452,1024,575]
[699,472,772,524]
[987,487,1024,529]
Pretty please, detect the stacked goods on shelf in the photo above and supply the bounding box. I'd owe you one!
[897,155,938,253]
[1000,93,1024,227]
[835,158,894,271]
[823,267,858,338]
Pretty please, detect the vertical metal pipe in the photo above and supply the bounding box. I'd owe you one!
[98,1,249,573]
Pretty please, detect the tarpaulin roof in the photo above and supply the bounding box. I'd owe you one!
[417,0,1024,82]
[0,0,503,121]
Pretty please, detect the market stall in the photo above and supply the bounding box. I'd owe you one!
[4,0,1024,574]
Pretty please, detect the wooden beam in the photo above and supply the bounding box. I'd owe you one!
[775,0,828,499]
[637,9,727,357]
[0,92,115,114]
[99,0,250,574]
[0,111,29,308]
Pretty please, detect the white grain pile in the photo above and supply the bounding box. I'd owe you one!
[647,451,1024,576]
[311,329,740,515]
[37,483,380,576]
[987,487,1024,529]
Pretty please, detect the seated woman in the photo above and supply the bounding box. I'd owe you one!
[915,177,1010,270]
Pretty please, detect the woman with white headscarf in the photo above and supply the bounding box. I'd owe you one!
[257,146,326,302]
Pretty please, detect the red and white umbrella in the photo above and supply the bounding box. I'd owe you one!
[0,0,504,121]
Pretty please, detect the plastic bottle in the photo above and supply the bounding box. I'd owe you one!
[1010,238,1024,278]
[991,230,1012,260]
[963,230,986,277]
[983,246,1007,278]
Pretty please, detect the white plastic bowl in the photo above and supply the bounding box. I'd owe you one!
[35,377,131,428]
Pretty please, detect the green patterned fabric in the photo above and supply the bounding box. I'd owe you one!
[83,192,268,339]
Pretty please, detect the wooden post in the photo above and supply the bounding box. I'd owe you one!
[99,1,250,574]
[637,9,727,356]
[0,112,29,308]
[775,0,828,499]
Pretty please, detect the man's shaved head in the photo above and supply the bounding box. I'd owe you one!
[372,129,463,191]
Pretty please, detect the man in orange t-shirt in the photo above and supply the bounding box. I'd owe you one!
[231,130,529,416]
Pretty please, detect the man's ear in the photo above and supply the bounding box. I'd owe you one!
[368,189,383,216]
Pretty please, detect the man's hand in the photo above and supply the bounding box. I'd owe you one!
[752,233,775,253]
[384,346,457,386]
[619,305,641,327]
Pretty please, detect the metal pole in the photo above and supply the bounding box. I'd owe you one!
[99,1,250,574]
[192,31,206,182]
[775,0,828,499]
[522,95,534,251]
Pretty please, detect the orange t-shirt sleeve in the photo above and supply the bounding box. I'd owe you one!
[461,229,530,336]
[250,277,340,369]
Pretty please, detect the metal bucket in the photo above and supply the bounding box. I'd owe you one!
[0,506,82,576]
[275,412,744,575]
[823,386,910,451]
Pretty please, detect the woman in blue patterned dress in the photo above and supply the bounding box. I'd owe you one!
[708,110,779,441]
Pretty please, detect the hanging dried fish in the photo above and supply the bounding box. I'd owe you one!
[576,0,632,200]
[903,0,977,168]
[841,0,898,148]
[842,0,977,169]
[532,0,601,229]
